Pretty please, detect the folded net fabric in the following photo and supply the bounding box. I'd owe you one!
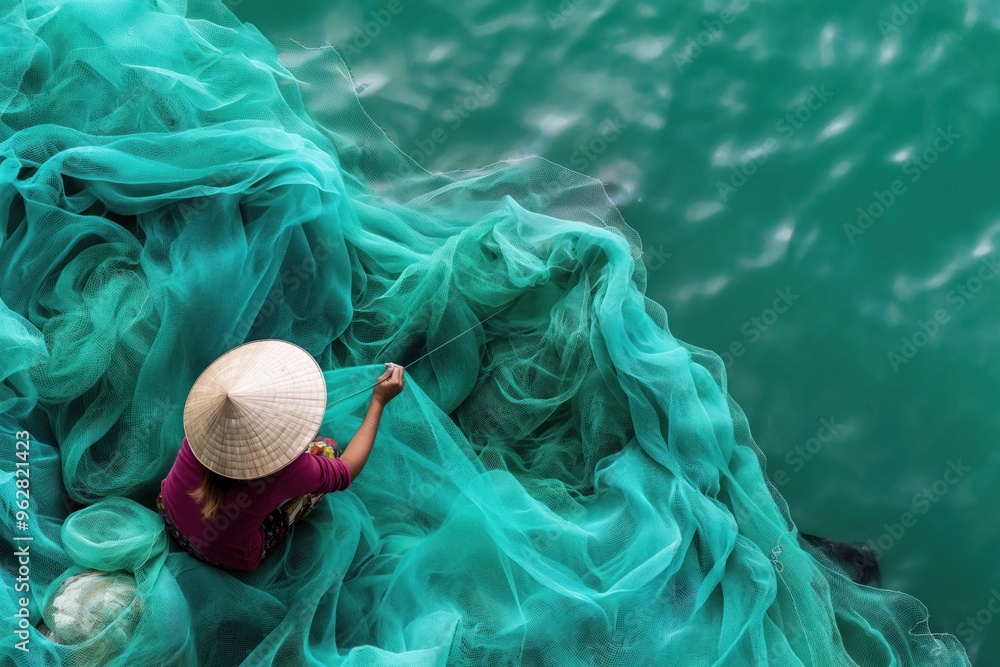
[0,0,969,664]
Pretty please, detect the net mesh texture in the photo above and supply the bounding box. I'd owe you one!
[0,0,971,665]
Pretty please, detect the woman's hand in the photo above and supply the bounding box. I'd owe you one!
[372,362,404,406]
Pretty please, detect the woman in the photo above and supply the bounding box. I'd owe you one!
[156,340,404,572]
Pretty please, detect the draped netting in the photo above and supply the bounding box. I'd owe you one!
[0,0,970,665]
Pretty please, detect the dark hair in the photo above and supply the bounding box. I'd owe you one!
[800,532,882,587]
[188,469,241,520]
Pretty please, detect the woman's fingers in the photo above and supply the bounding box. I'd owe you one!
[378,362,400,383]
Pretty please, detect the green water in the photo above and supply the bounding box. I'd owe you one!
[231,1,999,662]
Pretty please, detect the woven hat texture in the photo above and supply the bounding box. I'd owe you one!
[183,340,327,479]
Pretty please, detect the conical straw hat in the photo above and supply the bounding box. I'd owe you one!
[183,339,327,480]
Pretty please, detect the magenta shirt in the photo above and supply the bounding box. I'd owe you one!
[159,436,352,571]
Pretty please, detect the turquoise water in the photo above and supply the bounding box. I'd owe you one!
[232,1,999,662]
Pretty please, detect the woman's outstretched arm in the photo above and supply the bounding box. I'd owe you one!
[339,363,404,480]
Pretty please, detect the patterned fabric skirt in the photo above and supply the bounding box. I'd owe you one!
[259,437,342,560]
[156,436,343,570]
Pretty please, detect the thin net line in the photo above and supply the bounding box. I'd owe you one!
[328,301,515,407]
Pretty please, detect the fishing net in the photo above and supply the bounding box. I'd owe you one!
[0,0,971,664]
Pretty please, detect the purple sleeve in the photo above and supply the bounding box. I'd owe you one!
[270,452,353,505]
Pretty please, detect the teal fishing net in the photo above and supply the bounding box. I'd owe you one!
[0,0,971,664]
